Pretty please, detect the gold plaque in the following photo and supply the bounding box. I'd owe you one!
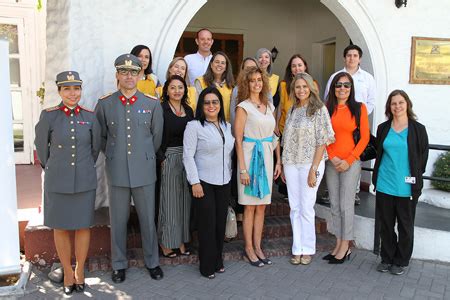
[410,37,450,85]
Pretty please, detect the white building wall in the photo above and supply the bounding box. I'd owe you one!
[44,0,450,176]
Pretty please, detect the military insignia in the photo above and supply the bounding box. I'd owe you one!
[67,74,75,81]
[125,60,133,67]
[99,92,113,100]
[77,121,91,125]
[138,109,152,114]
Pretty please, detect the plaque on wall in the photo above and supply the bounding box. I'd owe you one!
[410,37,450,84]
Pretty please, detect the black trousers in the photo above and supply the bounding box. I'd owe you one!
[196,181,230,276]
[376,191,417,267]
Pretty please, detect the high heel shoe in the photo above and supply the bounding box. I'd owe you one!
[63,284,75,295]
[75,282,85,292]
[243,252,264,267]
[328,249,351,264]
[322,253,334,261]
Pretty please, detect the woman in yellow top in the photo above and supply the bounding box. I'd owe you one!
[278,54,319,134]
[194,51,234,122]
[131,45,160,97]
[156,57,197,112]
[255,48,279,107]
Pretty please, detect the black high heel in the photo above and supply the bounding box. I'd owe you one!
[243,252,264,267]
[322,253,334,261]
[328,249,351,264]
[75,282,85,292]
[63,284,75,295]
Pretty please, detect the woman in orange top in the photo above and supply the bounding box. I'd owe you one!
[131,45,160,97]
[323,72,369,264]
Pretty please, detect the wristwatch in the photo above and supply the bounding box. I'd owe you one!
[240,169,247,174]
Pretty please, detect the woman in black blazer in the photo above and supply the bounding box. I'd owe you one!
[372,90,429,275]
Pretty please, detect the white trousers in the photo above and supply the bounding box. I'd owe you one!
[284,161,325,255]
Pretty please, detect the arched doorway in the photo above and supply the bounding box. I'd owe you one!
[154,0,387,125]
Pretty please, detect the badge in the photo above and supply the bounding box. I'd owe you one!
[77,121,91,125]
[138,109,152,114]
[405,176,416,184]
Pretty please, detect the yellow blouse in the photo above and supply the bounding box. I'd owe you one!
[137,74,158,97]
[196,76,232,122]
[268,74,279,97]
[155,86,197,113]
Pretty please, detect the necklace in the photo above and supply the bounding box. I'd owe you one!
[251,101,262,109]
[168,100,183,117]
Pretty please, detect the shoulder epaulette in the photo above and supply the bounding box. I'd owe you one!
[99,92,113,100]
[144,94,159,101]
[79,105,94,113]
[45,105,60,112]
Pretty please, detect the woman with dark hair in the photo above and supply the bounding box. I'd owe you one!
[130,45,160,97]
[35,71,100,295]
[235,66,282,267]
[372,90,428,275]
[155,57,197,112]
[255,48,280,107]
[195,51,234,122]
[157,75,194,258]
[323,71,369,264]
[281,73,334,265]
[183,86,234,279]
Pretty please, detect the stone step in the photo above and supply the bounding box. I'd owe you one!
[88,232,335,272]
[25,198,293,266]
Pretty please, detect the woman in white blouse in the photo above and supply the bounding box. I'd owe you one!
[183,86,234,279]
[281,72,335,265]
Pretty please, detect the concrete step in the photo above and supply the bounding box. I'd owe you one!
[25,204,326,267]
[88,232,335,272]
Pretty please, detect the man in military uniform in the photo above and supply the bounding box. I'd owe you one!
[95,54,164,282]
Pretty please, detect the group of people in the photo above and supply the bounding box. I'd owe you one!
[35,28,429,295]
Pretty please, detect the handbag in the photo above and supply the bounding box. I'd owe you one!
[225,206,238,239]
[353,104,377,161]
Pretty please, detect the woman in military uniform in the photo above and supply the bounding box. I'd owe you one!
[35,71,100,295]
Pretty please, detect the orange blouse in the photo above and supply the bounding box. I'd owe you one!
[326,103,369,165]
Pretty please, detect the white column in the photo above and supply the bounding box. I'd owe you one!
[0,40,21,275]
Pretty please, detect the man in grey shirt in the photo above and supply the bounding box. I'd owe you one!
[95,54,164,283]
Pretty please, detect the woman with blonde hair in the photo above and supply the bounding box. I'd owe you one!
[281,73,334,265]
[156,57,197,112]
[234,66,281,267]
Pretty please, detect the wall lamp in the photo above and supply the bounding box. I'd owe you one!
[395,0,407,8]
[271,47,279,62]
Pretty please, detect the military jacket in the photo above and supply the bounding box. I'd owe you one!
[95,90,164,188]
[35,102,100,194]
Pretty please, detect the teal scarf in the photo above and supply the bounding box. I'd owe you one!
[243,136,273,199]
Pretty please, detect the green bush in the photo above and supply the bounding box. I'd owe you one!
[431,152,450,192]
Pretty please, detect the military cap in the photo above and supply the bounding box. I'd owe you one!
[114,54,142,71]
[55,71,82,86]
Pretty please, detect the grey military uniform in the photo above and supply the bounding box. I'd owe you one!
[35,102,100,229]
[95,90,164,270]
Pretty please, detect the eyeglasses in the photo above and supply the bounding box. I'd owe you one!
[118,69,139,76]
[204,99,220,106]
[335,82,352,89]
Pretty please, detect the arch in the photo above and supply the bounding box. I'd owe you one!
[321,0,388,127]
[156,0,388,127]
[153,0,207,82]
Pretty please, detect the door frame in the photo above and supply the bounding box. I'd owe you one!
[0,3,46,164]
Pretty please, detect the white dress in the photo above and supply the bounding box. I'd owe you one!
[237,100,277,205]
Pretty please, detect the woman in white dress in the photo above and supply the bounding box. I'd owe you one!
[234,66,282,267]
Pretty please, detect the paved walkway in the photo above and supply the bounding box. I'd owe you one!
[20,249,450,299]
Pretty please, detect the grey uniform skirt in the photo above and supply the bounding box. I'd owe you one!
[44,189,96,230]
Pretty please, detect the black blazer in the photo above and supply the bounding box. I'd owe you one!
[372,119,429,199]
